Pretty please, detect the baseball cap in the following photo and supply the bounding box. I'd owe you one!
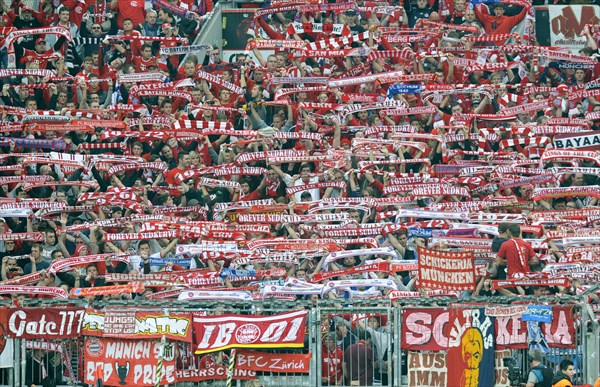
[35,37,46,45]
[346,9,357,15]
[21,5,34,13]
[162,23,174,31]
[187,199,200,206]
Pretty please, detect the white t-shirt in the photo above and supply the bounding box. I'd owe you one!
[293,176,320,202]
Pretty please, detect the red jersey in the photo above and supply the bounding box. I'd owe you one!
[20,48,59,69]
[474,5,528,35]
[61,0,94,28]
[322,346,343,385]
[108,0,145,29]
[164,167,191,186]
[497,238,535,278]
[131,55,157,72]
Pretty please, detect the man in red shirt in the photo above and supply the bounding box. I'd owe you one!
[496,224,537,279]
[474,3,528,35]
[164,152,191,186]
[108,0,145,29]
[20,36,65,69]
[130,43,158,72]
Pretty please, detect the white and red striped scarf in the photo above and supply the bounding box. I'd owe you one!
[287,22,351,37]
[0,286,68,298]
[106,161,168,177]
[246,39,306,51]
[196,70,244,95]
[308,31,370,50]
[117,72,166,83]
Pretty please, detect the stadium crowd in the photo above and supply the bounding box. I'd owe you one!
[1,0,600,386]
[0,0,598,311]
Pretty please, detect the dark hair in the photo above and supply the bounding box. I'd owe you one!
[497,222,511,234]
[559,359,574,371]
[178,151,188,162]
[553,198,567,206]
[50,249,63,260]
[508,224,521,238]
[356,330,371,342]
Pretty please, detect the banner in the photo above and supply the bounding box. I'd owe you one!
[82,309,193,342]
[495,305,575,349]
[554,131,600,150]
[235,349,311,373]
[406,308,495,387]
[193,310,307,354]
[407,349,514,387]
[546,5,600,52]
[83,337,176,386]
[407,352,448,387]
[417,247,476,291]
[0,313,12,368]
[6,308,84,339]
[494,349,512,387]
[175,367,256,382]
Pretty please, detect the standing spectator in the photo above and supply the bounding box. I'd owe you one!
[137,10,160,37]
[406,0,434,28]
[322,332,343,386]
[23,244,47,274]
[46,8,79,49]
[474,3,528,35]
[13,6,43,52]
[496,224,537,279]
[526,349,553,387]
[108,0,145,29]
[446,0,467,24]
[343,330,374,386]
[25,349,61,387]
[20,36,66,69]
[552,359,575,387]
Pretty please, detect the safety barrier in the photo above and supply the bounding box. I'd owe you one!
[0,294,598,387]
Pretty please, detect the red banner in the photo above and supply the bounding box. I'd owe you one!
[495,305,575,349]
[417,247,476,291]
[81,309,193,342]
[401,308,495,352]
[401,306,576,351]
[83,337,176,386]
[193,310,307,354]
[6,308,84,339]
[235,349,311,373]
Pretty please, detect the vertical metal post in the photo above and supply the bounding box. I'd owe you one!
[20,339,26,387]
[393,307,402,387]
[10,338,17,387]
[579,304,587,384]
[312,308,322,387]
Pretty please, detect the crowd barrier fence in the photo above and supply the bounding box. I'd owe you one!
[0,294,598,387]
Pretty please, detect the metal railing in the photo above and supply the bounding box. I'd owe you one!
[1,294,598,387]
